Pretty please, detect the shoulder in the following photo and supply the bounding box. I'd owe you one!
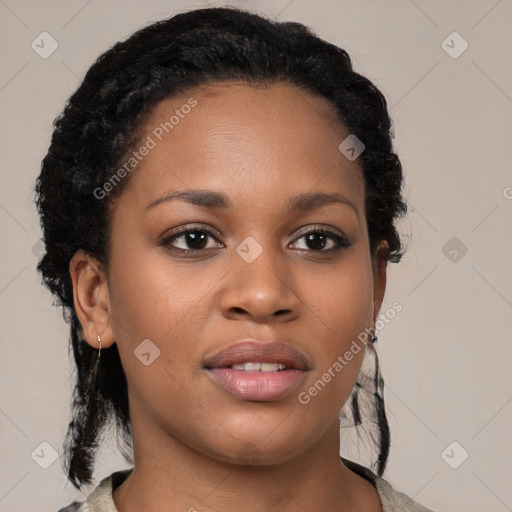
[57,469,133,512]
[374,477,434,511]
[341,457,435,512]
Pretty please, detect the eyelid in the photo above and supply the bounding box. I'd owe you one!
[291,224,349,244]
[163,223,224,239]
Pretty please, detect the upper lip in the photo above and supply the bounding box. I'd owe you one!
[204,341,310,371]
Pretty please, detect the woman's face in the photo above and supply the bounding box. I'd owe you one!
[91,82,386,464]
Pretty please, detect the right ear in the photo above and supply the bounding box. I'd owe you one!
[69,249,116,349]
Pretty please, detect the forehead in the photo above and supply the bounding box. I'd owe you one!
[115,81,365,217]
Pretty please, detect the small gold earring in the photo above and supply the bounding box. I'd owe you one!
[97,335,102,360]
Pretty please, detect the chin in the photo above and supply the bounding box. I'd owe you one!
[199,428,319,468]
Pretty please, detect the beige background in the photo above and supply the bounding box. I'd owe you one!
[1,0,511,510]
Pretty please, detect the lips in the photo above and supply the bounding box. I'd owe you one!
[203,341,309,371]
[204,341,309,402]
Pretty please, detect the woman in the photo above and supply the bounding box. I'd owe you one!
[35,6,434,511]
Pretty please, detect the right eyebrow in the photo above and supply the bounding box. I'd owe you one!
[145,189,231,213]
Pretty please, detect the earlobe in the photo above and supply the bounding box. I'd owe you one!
[69,249,115,349]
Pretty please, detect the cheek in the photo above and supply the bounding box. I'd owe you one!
[107,247,200,342]
[106,246,224,389]
[105,248,214,421]
[305,258,374,352]
[298,258,374,409]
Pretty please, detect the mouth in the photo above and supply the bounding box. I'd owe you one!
[204,341,309,402]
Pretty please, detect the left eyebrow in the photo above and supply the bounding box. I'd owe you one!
[144,189,359,218]
[288,192,359,218]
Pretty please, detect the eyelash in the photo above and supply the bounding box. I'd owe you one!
[161,223,351,256]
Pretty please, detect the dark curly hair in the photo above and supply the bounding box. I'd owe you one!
[35,5,407,490]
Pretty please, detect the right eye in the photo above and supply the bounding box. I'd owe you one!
[161,225,224,254]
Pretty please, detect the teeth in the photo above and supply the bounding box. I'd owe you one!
[230,362,287,372]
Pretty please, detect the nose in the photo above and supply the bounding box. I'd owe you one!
[219,244,301,323]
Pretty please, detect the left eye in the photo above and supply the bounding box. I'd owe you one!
[290,228,350,252]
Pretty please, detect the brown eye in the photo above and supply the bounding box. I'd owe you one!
[291,227,351,252]
[161,224,223,254]
[163,230,219,251]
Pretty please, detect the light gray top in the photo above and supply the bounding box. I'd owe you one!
[59,458,434,512]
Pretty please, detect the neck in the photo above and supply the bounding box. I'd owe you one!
[112,409,380,512]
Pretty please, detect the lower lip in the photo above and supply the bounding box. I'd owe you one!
[207,368,306,401]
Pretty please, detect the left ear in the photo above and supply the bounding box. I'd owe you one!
[371,240,388,324]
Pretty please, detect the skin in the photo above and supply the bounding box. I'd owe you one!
[70,82,387,512]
